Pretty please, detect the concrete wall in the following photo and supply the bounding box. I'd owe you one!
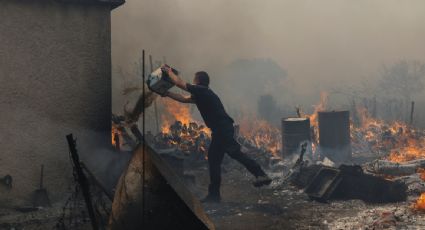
[0,0,112,205]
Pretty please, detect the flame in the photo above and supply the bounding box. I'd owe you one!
[414,193,425,210]
[111,124,122,149]
[158,98,280,157]
[238,113,281,157]
[307,92,328,129]
[161,115,171,133]
[352,106,425,163]
[161,98,193,126]
[301,91,328,148]
[414,169,425,210]
[157,97,210,157]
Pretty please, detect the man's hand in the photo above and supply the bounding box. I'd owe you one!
[162,65,188,91]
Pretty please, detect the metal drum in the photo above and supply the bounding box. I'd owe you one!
[281,117,311,156]
[318,111,352,163]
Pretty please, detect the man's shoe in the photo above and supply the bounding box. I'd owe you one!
[201,195,221,203]
[253,175,272,187]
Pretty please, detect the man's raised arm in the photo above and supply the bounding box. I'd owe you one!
[165,91,194,104]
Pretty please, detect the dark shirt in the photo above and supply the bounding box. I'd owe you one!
[186,83,234,132]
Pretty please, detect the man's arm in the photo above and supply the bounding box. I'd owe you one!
[165,91,194,104]
[163,66,188,91]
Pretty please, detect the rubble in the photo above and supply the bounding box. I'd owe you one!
[150,119,284,171]
[328,205,425,229]
[100,95,425,229]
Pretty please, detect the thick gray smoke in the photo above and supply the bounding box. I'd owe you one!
[111,0,425,127]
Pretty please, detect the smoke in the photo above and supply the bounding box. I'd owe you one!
[111,0,425,126]
[77,130,132,194]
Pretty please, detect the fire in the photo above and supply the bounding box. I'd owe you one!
[300,91,328,147]
[353,106,425,163]
[161,98,193,127]
[111,124,122,148]
[414,169,425,210]
[414,193,425,210]
[308,92,328,129]
[159,97,280,156]
[159,97,212,134]
[238,114,281,157]
[155,120,211,157]
[161,115,171,133]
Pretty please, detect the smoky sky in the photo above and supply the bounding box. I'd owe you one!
[111,0,425,111]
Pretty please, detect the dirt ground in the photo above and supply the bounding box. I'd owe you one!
[187,158,425,230]
[2,155,425,230]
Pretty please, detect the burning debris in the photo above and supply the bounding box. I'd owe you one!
[154,120,211,156]
[106,84,425,229]
[237,116,282,157]
[351,107,425,162]
[146,97,284,169]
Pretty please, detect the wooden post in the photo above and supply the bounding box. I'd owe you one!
[410,101,415,125]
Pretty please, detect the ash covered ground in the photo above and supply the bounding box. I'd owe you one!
[186,157,425,230]
[3,104,425,229]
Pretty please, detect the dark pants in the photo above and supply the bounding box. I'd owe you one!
[207,125,266,196]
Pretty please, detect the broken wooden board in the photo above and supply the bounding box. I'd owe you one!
[109,143,215,230]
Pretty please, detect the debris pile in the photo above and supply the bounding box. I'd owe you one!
[237,117,282,157]
[150,119,283,170]
[351,107,425,162]
[153,120,211,157]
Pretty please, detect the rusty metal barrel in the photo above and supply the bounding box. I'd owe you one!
[281,117,311,156]
[318,111,352,162]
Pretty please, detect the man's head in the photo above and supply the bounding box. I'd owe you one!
[193,71,210,87]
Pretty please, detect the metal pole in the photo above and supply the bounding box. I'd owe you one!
[142,49,146,228]
[149,54,160,134]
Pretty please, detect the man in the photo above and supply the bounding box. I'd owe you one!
[159,66,272,203]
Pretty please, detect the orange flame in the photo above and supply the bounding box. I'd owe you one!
[302,92,328,146]
[111,124,122,149]
[308,92,328,129]
[238,113,281,157]
[160,97,212,136]
[161,98,193,126]
[414,193,425,210]
[414,169,425,210]
[353,106,425,163]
